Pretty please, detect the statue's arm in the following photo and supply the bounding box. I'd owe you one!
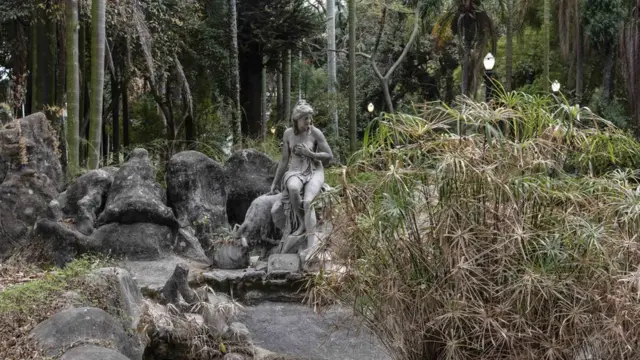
[271,129,291,193]
[310,127,333,165]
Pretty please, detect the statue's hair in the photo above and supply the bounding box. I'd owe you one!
[292,100,314,134]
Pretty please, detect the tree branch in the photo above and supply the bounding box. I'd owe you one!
[384,2,423,79]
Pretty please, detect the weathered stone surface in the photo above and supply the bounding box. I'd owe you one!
[30,307,144,360]
[175,227,210,264]
[233,193,282,257]
[34,218,88,267]
[88,222,174,260]
[59,169,114,235]
[223,353,246,360]
[0,171,58,259]
[0,112,63,190]
[227,322,252,342]
[203,269,266,283]
[166,151,227,240]
[224,149,276,225]
[96,148,178,229]
[89,267,146,329]
[211,241,250,269]
[59,345,130,360]
[268,254,301,274]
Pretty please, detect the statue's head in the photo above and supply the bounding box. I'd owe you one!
[291,100,314,135]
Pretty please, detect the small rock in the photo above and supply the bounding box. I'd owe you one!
[227,322,252,342]
[267,254,301,274]
[212,242,249,269]
[255,261,268,272]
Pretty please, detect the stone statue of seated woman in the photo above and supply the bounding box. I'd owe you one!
[269,100,333,260]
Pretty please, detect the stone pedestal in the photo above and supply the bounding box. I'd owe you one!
[267,254,301,274]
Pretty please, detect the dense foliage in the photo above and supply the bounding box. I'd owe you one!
[312,92,640,359]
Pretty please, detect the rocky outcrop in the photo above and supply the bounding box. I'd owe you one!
[0,112,63,260]
[97,148,178,229]
[0,112,63,190]
[224,149,276,225]
[29,307,145,360]
[0,171,58,259]
[166,150,227,259]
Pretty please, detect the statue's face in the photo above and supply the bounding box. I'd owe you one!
[297,114,311,132]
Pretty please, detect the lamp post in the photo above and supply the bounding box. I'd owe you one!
[483,52,495,103]
[367,102,374,123]
[552,80,560,93]
[270,126,276,136]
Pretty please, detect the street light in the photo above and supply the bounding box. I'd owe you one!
[552,80,560,93]
[483,52,495,103]
[367,103,374,113]
[270,126,276,135]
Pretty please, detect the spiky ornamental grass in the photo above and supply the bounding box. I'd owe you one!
[313,91,640,360]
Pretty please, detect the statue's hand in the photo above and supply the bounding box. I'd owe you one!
[294,144,312,158]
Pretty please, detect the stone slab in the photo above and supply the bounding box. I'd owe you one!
[268,254,301,274]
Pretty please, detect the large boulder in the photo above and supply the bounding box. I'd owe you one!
[30,307,145,360]
[96,148,178,229]
[0,112,63,190]
[57,168,115,234]
[0,170,58,259]
[60,345,130,360]
[166,151,227,240]
[224,149,276,225]
[87,222,174,260]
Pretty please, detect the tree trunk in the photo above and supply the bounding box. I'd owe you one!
[112,73,120,162]
[122,78,130,148]
[575,0,584,105]
[506,0,514,91]
[327,0,338,137]
[602,48,615,103]
[283,50,292,123]
[228,0,242,146]
[544,0,550,85]
[66,0,80,178]
[11,20,28,116]
[239,46,262,137]
[460,45,471,96]
[348,0,357,153]
[261,64,267,139]
[88,0,106,169]
[277,59,283,122]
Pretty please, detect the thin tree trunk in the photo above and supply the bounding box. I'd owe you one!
[112,73,120,162]
[261,64,267,139]
[228,0,242,146]
[327,0,338,137]
[506,0,514,91]
[283,50,292,123]
[66,0,80,178]
[277,59,283,122]
[122,78,130,148]
[602,48,615,103]
[544,0,550,84]
[88,0,106,169]
[574,0,584,104]
[348,0,357,153]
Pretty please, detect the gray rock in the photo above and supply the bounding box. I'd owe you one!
[175,227,211,264]
[233,193,282,258]
[166,151,227,240]
[268,254,301,274]
[60,345,130,360]
[89,267,146,329]
[212,241,250,269]
[34,218,88,267]
[224,353,246,360]
[203,269,265,283]
[0,112,63,190]
[61,169,114,235]
[239,302,390,360]
[224,149,276,225]
[96,148,178,229]
[227,322,252,342]
[0,171,58,259]
[29,307,144,360]
[88,222,174,260]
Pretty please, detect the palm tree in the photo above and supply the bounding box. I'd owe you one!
[434,0,498,97]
